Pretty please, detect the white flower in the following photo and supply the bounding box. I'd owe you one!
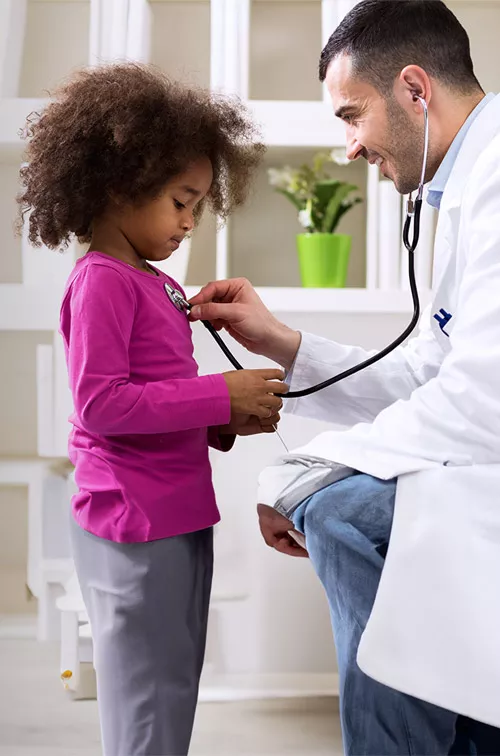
[330,147,351,166]
[298,208,313,229]
[268,166,294,190]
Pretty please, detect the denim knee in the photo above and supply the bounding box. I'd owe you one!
[296,474,397,541]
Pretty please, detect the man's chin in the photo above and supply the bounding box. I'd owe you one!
[392,172,421,197]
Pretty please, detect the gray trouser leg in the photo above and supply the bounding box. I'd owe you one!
[70,519,213,756]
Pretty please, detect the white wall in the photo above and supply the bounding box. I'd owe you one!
[449,0,500,94]
[0,162,22,283]
[249,0,323,101]
[0,331,53,613]
[150,1,211,89]
[0,486,33,614]
[19,0,90,98]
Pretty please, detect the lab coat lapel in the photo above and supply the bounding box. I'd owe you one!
[431,94,500,293]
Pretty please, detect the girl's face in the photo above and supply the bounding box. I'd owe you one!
[117,156,213,263]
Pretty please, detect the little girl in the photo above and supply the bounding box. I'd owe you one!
[18,64,286,756]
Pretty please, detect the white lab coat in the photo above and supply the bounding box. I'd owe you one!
[269,94,500,727]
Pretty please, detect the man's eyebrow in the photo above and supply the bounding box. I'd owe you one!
[334,105,359,119]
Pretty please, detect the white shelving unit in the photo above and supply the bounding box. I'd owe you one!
[2,1,498,312]
[0,0,434,326]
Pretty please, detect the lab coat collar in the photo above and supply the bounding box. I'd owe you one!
[438,93,500,214]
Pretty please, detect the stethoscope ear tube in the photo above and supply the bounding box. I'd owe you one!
[281,199,422,398]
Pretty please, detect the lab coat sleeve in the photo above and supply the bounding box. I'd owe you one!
[62,265,231,436]
[297,151,500,470]
[285,305,444,426]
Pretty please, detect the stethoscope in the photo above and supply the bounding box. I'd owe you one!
[165,95,429,413]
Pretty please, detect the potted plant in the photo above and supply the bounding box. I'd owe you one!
[268,149,362,287]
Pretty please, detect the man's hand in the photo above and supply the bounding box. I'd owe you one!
[257,503,309,558]
[220,411,281,437]
[189,278,301,370]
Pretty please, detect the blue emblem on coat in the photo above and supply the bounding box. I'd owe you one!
[433,308,452,337]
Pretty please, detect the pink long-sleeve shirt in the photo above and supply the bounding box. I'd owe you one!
[60,252,231,543]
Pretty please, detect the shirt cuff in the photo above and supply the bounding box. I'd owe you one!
[208,426,236,452]
[195,373,232,428]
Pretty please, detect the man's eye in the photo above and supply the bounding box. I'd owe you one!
[174,199,185,210]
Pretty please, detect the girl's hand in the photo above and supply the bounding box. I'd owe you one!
[223,369,288,417]
[220,411,281,437]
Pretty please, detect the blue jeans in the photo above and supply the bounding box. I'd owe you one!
[292,474,500,756]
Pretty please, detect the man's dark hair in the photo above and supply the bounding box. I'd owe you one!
[319,0,482,95]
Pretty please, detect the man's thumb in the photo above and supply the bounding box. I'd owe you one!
[190,301,241,323]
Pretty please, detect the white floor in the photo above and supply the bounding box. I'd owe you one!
[0,639,343,756]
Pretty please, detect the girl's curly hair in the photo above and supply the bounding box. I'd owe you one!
[17,63,265,248]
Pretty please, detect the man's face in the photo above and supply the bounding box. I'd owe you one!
[325,54,426,195]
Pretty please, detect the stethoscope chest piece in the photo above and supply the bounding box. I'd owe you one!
[164,281,190,312]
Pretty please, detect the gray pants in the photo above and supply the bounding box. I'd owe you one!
[71,518,213,756]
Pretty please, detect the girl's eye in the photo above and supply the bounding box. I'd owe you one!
[174,199,185,210]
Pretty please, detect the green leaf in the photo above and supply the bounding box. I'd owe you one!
[322,184,360,233]
[315,179,342,202]
[332,197,363,229]
[275,188,304,212]
[313,180,342,223]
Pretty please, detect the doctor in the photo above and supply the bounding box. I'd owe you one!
[190,0,500,753]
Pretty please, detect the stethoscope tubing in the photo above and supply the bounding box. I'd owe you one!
[167,97,429,400]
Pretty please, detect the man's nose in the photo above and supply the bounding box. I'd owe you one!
[346,132,363,162]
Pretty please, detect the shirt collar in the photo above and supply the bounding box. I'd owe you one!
[427,93,495,209]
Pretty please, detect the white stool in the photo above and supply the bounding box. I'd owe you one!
[56,570,96,699]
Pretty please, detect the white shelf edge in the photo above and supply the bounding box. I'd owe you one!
[0,98,345,153]
[0,284,430,331]
[187,286,430,314]
[247,100,345,148]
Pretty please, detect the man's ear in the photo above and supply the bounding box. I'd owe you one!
[395,65,432,112]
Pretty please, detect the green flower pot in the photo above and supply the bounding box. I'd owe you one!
[297,233,351,288]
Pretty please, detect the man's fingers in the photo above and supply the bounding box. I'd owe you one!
[262,395,283,412]
[190,301,245,323]
[264,380,289,395]
[273,537,309,558]
[188,281,218,306]
[189,278,248,307]
[259,524,278,548]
